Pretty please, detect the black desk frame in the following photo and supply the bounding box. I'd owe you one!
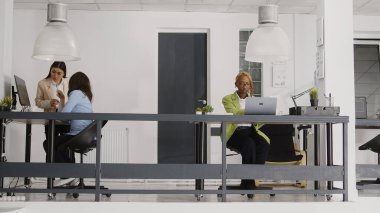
[0,112,349,202]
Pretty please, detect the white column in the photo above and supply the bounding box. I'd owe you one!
[318,0,356,200]
[0,0,13,97]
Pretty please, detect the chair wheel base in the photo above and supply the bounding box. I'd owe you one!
[48,193,56,200]
[73,193,79,198]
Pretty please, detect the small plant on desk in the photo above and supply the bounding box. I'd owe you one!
[0,96,12,111]
[196,105,214,114]
[309,87,318,106]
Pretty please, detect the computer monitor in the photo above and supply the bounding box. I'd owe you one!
[14,75,31,107]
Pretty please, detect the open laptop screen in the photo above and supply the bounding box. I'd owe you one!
[14,75,31,107]
[245,97,277,115]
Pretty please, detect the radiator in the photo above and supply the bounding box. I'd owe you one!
[79,127,129,163]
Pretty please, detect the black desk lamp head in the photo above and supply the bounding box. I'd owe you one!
[359,134,380,154]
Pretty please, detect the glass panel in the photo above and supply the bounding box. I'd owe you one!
[239,29,262,97]
[253,82,261,97]
[354,44,380,118]
[251,69,261,80]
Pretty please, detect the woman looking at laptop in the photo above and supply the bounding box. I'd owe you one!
[222,71,270,197]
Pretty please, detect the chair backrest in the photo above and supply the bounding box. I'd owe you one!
[259,124,302,162]
[359,134,380,153]
[60,120,108,154]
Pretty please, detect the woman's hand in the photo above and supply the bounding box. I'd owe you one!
[57,90,65,100]
[50,99,59,108]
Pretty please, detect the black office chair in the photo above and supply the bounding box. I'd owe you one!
[357,134,380,186]
[216,126,275,199]
[217,124,306,198]
[58,120,111,199]
[259,124,306,188]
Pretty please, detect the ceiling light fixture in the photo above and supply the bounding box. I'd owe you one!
[245,5,291,63]
[33,3,80,61]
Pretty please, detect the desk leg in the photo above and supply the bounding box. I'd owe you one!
[195,121,206,196]
[24,124,31,186]
[343,122,348,201]
[47,120,55,190]
[95,120,102,202]
[326,123,333,191]
[221,122,227,202]
[0,119,5,191]
[314,124,320,191]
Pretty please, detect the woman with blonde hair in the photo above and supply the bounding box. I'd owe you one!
[222,71,270,198]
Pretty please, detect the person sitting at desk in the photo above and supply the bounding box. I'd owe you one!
[222,71,270,190]
[42,71,93,186]
[35,61,70,141]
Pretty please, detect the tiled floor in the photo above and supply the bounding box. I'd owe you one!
[2,180,380,213]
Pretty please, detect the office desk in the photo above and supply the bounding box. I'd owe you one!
[0,112,349,202]
[0,117,68,191]
[356,119,380,189]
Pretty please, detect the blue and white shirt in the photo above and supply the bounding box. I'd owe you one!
[61,90,93,135]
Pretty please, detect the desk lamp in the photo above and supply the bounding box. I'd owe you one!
[291,88,312,108]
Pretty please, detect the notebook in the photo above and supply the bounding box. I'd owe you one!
[245,97,277,115]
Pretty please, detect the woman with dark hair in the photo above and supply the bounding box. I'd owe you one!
[57,71,93,135]
[35,61,68,112]
[36,61,70,146]
[222,71,270,198]
[43,71,93,186]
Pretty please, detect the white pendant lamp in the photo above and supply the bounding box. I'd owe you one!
[245,5,291,63]
[33,3,80,61]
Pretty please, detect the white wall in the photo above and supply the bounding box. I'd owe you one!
[0,0,13,96]
[11,10,318,164]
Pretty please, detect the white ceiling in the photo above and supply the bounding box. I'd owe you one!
[12,0,380,16]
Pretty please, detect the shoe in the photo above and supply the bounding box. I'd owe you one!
[245,180,256,199]
[54,178,75,187]
[69,178,79,186]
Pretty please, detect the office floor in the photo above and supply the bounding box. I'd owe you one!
[4,179,378,202]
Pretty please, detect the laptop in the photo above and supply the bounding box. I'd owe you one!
[14,75,31,108]
[245,97,277,115]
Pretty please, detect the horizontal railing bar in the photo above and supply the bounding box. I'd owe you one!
[0,188,344,195]
[356,164,380,178]
[1,163,344,181]
[0,112,349,124]
[227,164,344,181]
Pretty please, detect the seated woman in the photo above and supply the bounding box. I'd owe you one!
[43,71,93,186]
[222,72,270,192]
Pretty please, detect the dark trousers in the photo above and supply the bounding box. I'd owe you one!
[43,134,75,163]
[44,124,70,140]
[227,126,270,188]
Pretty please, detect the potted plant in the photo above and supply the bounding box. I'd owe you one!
[309,87,318,106]
[196,105,214,115]
[0,96,13,111]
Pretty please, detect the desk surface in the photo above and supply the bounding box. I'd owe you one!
[10,118,69,125]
